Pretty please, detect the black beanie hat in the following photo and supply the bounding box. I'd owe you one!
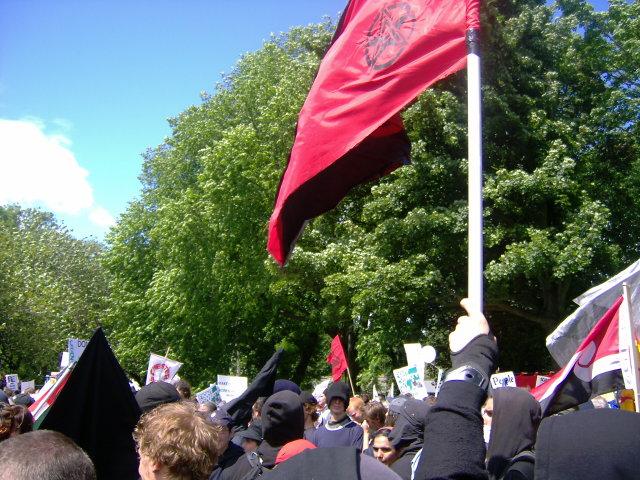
[325,381,350,406]
[135,381,181,413]
[261,390,304,447]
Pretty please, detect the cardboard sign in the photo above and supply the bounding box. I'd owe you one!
[393,365,429,399]
[404,343,424,382]
[5,374,19,392]
[20,380,35,393]
[68,338,89,364]
[145,353,182,385]
[490,371,517,389]
[217,375,248,403]
[535,375,551,387]
[195,384,222,405]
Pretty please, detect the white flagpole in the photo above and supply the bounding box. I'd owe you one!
[467,29,484,313]
[620,283,640,412]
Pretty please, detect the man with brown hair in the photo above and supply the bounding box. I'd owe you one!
[134,401,225,480]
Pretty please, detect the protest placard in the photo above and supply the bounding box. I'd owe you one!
[404,343,424,382]
[5,374,19,391]
[20,380,35,393]
[195,384,222,405]
[145,353,182,385]
[217,375,248,402]
[393,365,429,399]
[535,375,551,387]
[490,371,517,389]
[60,351,70,369]
[68,338,89,364]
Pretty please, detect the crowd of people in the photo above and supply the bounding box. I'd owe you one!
[1,298,639,479]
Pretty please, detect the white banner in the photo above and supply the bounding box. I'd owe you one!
[217,375,248,403]
[5,374,19,392]
[404,343,424,382]
[68,338,89,364]
[393,365,428,400]
[145,353,182,385]
[20,380,35,393]
[490,371,517,389]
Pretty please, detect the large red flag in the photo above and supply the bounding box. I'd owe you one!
[531,297,625,416]
[327,335,349,382]
[268,0,481,265]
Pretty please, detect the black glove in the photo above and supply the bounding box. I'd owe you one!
[450,334,498,377]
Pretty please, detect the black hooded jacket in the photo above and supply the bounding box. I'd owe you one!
[388,398,430,480]
[221,390,304,480]
[486,387,540,480]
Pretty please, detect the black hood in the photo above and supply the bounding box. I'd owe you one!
[388,397,429,453]
[535,408,640,479]
[487,387,541,480]
[261,390,304,452]
[135,381,180,413]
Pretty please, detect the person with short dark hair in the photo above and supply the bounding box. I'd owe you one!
[135,381,181,413]
[174,379,192,400]
[0,430,96,480]
[299,391,318,438]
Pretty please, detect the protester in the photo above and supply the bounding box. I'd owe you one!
[236,419,263,453]
[387,397,428,480]
[198,401,218,414]
[347,396,365,423]
[486,387,540,480]
[306,381,364,448]
[175,379,192,400]
[11,393,34,408]
[299,390,318,436]
[133,401,224,480]
[209,409,245,480]
[135,381,181,413]
[362,401,387,451]
[371,428,399,466]
[274,438,316,465]
[482,395,494,447]
[220,390,304,479]
[0,430,96,480]
[0,404,33,442]
[273,379,301,395]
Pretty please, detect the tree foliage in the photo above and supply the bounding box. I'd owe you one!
[103,0,639,389]
[0,206,109,380]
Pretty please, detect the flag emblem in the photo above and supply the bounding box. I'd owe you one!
[365,3,417,70]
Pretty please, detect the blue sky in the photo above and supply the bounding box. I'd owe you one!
[0,0,609,241]
[0,0,347,239]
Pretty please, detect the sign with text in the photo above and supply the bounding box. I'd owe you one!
[393,365,429,399]
[20,380,35,393]
[145,353,182,385]
[217,375,248,403]
[535,375,551,387]
[195,384,222,405]
[5,374,19,392]
[68,338,89,364]
[490,371,517,389]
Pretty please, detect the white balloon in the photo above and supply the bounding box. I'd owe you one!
[421,345,437,364]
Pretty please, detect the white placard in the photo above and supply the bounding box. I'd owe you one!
[20,380,35,393]
[312,378,331,401]
[393,365,429,399]
[535,375,551,387]
[145,353,183,385]
[424,378,437,394]
[490,371,517,389]
[372,384,379,401]
[404,343,424,381]
[217,375,248,403]
[68,338,89,364]
[60,351,70,369]
[195,383,222,405]
[5,374,19,391]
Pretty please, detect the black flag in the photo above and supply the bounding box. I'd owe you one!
[38,328,141,479]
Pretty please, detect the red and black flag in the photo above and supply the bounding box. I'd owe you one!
[531,297,625,416]
[327,335,349,382]
[268,0,481,265]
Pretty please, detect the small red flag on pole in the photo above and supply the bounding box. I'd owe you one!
[327,335,349,382]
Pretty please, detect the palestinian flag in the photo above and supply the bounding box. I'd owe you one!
[29,364,74,429]
[532,297,625,416]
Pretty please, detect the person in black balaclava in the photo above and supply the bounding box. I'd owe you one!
[486,387,540,480]
[387,397,429,480]
[220,390,304,480]
[134,381,181,413]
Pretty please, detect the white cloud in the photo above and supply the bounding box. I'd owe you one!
[88,206,116,229]
[0,118,115,231]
